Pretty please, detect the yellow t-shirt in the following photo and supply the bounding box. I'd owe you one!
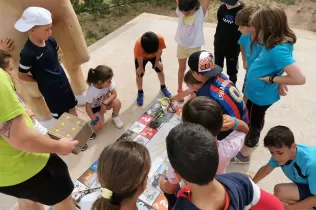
[0,69,49,187]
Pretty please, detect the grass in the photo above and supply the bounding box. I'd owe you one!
[75,0,316,46]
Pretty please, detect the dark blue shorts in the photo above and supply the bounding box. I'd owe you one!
[42,85,78,119]
[296,183,313,201]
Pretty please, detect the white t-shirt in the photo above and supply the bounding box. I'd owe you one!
[85,82,115,108]
[167,130,246,184]
[175,7,207,48]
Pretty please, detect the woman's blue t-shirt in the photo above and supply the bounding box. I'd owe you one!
[245,43,296,106]
[238,34,263,68]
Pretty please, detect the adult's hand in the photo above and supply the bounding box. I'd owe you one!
[57,138,79,155]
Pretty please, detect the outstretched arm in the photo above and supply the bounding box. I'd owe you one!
[252,164,274,183]
[0,115,77,155]
[170,89,190,102]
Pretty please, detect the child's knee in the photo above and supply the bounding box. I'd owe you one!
[112,98,121,107]
[274,184,285,199]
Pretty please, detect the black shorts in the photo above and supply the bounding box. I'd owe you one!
[296,183,313,201]
[92,106,101,114]
[41,85,78,119]
[0,154,74,206]
[134,57,162,77]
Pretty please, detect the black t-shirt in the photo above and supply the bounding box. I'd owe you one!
[18,37,70,95]
[214,3,245,54]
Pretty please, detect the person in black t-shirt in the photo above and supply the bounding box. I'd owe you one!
[15,7,78,120]
[214,0,244,84]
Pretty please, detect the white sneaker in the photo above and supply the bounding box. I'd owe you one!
[112,116,124,128]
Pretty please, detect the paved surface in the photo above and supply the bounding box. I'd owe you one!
[1,13,316,210]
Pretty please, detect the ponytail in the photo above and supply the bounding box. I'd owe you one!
[86,65,114,86]
[86,68,96,85]
[92,187,138,210]
[92,197,119,210]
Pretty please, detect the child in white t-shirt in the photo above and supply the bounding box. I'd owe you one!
[85,65,123,138]
[175,0,210,101]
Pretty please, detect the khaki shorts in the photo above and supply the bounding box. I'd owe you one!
[177,44,201,59]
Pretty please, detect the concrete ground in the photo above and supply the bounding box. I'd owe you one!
[1,13,316,210]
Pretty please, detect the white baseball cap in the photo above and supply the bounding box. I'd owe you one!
[14,7,52,32]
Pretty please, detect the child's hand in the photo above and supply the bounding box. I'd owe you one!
[278,84,288,96]
[155,61,164,72]
[0,38,14,52]
[221,114,236,131]
[95,120,104,130]
[136,67,144,77]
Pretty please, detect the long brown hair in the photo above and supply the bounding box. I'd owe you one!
[251,5,296,49]
[92,141,151,210]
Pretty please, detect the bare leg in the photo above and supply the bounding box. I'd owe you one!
[178,58,187,90]
[274,183,300,207]
[18,199,44,210]
[240,145,254,157]
[136,75,143,90]
[68,107,78,116]
[157,71,166,86]
[52,195,76,210]
[107,98,121,117]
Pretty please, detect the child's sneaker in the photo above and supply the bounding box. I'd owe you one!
[89,133,97,140]
[137,92,144,106]
[112,116,124,128]
[81,144,88,151]
[161,87,172,98]
[177,89,184,102]
[230,152,250,164]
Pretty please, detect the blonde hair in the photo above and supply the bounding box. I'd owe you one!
[251,5,296,49]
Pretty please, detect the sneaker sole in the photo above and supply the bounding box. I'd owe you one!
[230,159,250,164]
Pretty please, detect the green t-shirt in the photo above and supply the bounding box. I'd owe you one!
[0,69,49,187]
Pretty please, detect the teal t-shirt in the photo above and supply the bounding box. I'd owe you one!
[268,144,316,195]
[238,34,264,69]
[245,43,296,106]
[0,69,49,187]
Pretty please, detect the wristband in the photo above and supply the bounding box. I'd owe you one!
[269,76,276,84]
[233,117,239,130]
[102,102,108,106]
[90,116,100,126]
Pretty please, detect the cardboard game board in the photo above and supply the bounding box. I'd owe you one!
[71,100,183,209]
